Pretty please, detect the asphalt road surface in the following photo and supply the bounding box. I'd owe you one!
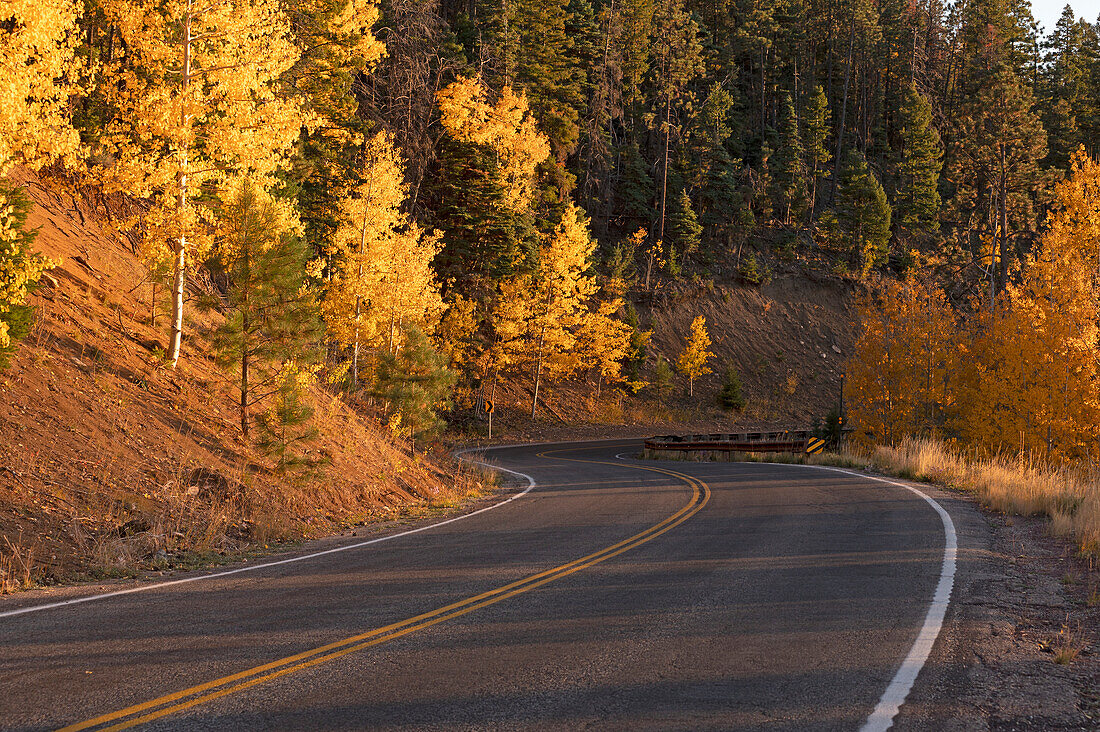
[0,439,956,731]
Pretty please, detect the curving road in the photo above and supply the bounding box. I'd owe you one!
[0,439,957,731]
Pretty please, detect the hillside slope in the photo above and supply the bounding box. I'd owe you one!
[0,169,484,591]
[468,272,860,440]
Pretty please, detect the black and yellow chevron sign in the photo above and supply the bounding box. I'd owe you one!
[805,437,826,455]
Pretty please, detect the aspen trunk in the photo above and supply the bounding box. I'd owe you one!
[351,159,377,391]
[168,3,192,368]
[531,286,553,419]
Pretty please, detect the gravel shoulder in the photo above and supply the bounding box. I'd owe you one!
[879,479,1098,730]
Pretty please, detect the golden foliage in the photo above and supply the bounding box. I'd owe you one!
[676,315,713,395]
[483,204,630,385]
[323,132,444,356]
[436,76,551,211]
[94,0,311,267]
[845,278,957,446]
[848,150,1100,461]
[0,0,80,173]
[953,150,1100,458]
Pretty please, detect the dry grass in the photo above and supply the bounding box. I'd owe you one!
[0,537,36,594]
[1050,619,1087,665]
[868,437,1100,557]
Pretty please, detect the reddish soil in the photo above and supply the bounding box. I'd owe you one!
[0,168,484,590]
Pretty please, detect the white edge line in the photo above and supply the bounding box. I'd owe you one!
[0,446,535,620]
[754,462,956,731]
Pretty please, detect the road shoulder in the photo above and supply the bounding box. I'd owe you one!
[894,480,1098,730]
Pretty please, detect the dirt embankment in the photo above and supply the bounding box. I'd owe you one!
[480,273,861,442]
[0,168,486,591]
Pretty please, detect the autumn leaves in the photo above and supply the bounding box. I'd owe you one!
[847,151,1100,461]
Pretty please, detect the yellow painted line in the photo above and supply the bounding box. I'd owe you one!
[60,452,710,732]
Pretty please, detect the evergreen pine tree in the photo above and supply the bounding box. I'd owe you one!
[430,134,536,294]
[485,0,586,162]
[653,353,673,406]
[1040,6,1091,169]
[894,85,943,246]
[945,63,1048,302]
[667,189,703,273]
[618,142,655,230]
[428,78,550,298]
[718,363,746,410]
[692,84,743,238]
[755,142,775,223]
[372,325,457,438]
[836,151,892,278]
[770,92,807,224]
[0,185,55,369]
[256,366,320,473]
[203,181,322,437]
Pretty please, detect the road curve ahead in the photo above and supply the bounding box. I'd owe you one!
[0,440,952,731]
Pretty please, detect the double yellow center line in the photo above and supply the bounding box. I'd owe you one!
[61,453,710,731]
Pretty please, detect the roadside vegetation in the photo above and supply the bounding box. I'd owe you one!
[867,438,1100,557]
[845,155,1100,560]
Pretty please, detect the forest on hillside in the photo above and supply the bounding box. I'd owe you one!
[2,0,1099,455]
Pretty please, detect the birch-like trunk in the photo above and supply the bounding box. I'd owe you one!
[167,3,192,368]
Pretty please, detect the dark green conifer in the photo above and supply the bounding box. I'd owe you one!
[718,364,746,410]
[770,92,807,224]
[372,326,457,438]
[667,189,702,273]
[894,85,942,244]
[256,368,320,473]
[653,354,673,407]
[0,186,43,370]
[836,151,891,278]
[428,135,537,296]
[618,142,655,229]
[203,181,322,438]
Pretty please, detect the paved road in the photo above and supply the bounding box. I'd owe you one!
[0,440,953,731]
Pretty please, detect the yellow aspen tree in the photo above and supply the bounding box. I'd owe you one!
[0,0,76,362]
[676,315,714,396]
[93,0,310,367]
[436,76,551,211]
[526,204,600,416]
[0,0,80,174]
[323,132,444,388]
[575,296,633,398]
[954,150,1100,459]
[845,279,958,446]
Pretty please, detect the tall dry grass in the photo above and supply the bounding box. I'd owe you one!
[868,437,1100,555]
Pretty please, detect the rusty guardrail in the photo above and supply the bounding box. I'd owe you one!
[643,429,827,459]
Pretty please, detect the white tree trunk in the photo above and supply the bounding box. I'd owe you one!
[168,3,192,368]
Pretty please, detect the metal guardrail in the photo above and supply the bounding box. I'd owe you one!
[644,430,815,454]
